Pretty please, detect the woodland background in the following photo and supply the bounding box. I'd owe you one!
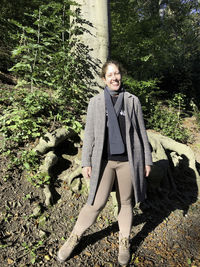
[0,0,200,266]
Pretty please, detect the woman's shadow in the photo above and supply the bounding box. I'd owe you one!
[130,154,199,253]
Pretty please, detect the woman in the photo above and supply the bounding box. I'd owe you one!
[57,60,152,266]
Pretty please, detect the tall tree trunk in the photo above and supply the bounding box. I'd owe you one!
[71,0,110,92]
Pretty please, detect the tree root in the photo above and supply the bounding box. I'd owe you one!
[33,128,200,210]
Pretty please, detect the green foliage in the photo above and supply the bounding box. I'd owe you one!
[20,150,51,187]
[123,75,161,115]
[122,77,189,143]
[0,84,86,186]
[27,172,51,187]
[0,86,77,188]
[169,93,186,111]
[0,87,54,149]
[110,0,200,105]
[147,104,189,143]
[22,239,45,264]
[0,1,97,189]
[0,1,95,148]
[0,0,46,71]
[147,94,190,143]
[1,108,41,143]
[9,1,94,108]
[1,147,41,185]
[7,1,95,138]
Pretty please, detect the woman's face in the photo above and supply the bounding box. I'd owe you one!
[103,64,122,91]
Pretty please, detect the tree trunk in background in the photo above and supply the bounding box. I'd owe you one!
[71,0,110,92]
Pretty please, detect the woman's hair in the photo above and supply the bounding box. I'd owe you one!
[100,60,123,78]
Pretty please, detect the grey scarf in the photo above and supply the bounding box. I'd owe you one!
[104,86,125,155]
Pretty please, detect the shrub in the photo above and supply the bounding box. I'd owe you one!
[147,101,190,144]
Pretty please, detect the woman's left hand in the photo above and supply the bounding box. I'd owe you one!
[144,165,151,177]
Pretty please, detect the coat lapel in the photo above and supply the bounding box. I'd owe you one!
[124,92,136,133]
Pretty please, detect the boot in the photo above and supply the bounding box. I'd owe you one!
[118,233,130,266]
[57,231,81,262]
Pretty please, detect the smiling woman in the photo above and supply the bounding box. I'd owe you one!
[57,60,153,266]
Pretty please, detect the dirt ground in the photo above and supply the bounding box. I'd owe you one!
[0,114,200,266]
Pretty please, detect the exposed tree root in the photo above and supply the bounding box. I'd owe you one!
[33,129,200,209]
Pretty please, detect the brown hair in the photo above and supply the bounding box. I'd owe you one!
[100,60,123,78]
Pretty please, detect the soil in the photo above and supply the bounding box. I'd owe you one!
[0,84,200,267]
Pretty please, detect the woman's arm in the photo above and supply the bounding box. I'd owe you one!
[81,98,95,168]
[135,97,153,166]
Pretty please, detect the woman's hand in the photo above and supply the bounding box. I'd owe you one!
[144,165,151,177]
[82,166,92,179]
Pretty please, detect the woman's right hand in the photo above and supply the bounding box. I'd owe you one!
[82,166,92,179]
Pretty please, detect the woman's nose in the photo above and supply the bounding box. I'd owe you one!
[111,74,117,79]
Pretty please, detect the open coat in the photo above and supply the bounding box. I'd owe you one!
[81,91,153,205]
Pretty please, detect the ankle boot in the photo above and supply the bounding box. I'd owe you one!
[57,232,81,262]
[118,233,130,266]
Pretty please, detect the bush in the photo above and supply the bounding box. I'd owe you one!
[147,100,190,144]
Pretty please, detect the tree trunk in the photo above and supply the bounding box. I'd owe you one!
[71,0,110,92]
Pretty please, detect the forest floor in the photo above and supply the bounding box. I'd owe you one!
[0,82,200,267]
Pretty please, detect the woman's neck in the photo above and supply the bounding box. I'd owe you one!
[107,86,122,96]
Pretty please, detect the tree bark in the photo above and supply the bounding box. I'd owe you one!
[71,0,110,92]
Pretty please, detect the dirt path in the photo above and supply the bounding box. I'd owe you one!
[0,170,200,267]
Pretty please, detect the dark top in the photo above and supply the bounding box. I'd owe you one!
[102,95,128,162]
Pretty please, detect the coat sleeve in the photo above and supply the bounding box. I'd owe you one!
[81,98,95,167]
[135,97,153,166]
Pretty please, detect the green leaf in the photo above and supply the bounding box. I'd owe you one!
[24,162,30,170]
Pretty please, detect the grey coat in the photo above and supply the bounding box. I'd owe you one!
[82,91,153,205]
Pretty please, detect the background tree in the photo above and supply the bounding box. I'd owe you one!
[0,0,44,71]
[110,0,200,106]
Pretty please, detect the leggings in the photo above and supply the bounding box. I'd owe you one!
[73,160,133,238]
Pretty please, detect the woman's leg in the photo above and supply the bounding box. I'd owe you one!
[57,161,116,262]
[115,161,133,265]
[72,160,116,236]
[115,161,133,237]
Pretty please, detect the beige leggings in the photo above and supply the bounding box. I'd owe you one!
[73,161,133,238]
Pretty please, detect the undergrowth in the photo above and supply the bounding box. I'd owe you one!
[0,85,83,186]
[123,76,191,143]
[0,0,95,187]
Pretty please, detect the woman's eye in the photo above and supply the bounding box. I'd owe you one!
[107,72,120,77]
